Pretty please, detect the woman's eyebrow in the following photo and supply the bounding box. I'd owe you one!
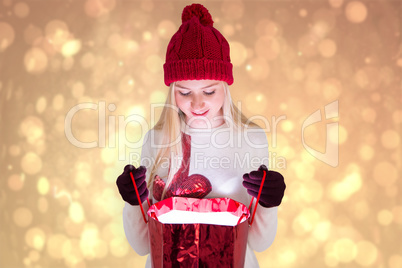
[176,82,219,90]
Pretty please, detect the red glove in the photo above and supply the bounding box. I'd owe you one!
[116,165,149,206]
[242,165,286,208]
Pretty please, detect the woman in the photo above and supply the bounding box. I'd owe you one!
[116,4,286,267]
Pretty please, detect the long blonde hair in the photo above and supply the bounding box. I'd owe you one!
[147,81,257,197]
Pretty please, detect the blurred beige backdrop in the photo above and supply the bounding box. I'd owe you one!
[0,0,401,267]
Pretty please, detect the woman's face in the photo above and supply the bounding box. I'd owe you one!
[174,80,226,129]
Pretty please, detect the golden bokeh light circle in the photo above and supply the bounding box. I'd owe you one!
[329,0,344,8]
[322,78,342,100]
[397,58,402,67]
[345,1,368,23]
[299,9,308,17]
[24,47,48,74]
[255,36,281,61]
[373,161,397,187]
[45,20,70,49]
[292,67,304,81]
[361,108,376,123]
[157,20,177,39]
[301,238,319,257]
[246,58,270,80]
[353,201,369,220]
[38,197,49,213]
[14,2,30,18]
[330,171,362,202]
[377,209,393,226]
[20,116,44,144]
[222,24,235,37]
[255,19,280,37]
[230,41,248,67]
[21,152,43,175]
[62,56,74,71]
[279,146,295,160]
[109,237,129,257]
[80,52,95,69]
[389,254,402,268]
[28,250,40,262]
[62,239,84,265]
[72,82,86,98]
[47,234,68,259]
[221,0,244,20]
[292,208,320,236]
[355,240,378,266]
[334,238,357,263]
[318,39,337,58]
[150,90,167,104]
[61,39,82,57]
[280,120,294,133]
[79,225,102,259]
[381,129,400,149]
[355,69,370,89]
[101,147,117,165]
[245,91,268,114]
[312,221,331,242]
[298,34,318,57]
[37,177,50,195]
[358,145,374,161]
[69,202,85,223]
[325,252,338,267]
[278,249,297,266]
[312,10,335,37]
[13,207,33,228]
[8,174,25,191]
[325,123,344,146]
[52,94,65,111]
[146,55,163,73]
[392,206,402,225]
[295,162,315,181]
[25,227,46,250]
[36,97,47,114]
[84,0,117,18]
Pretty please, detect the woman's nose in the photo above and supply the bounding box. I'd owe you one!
[191,94,205,110]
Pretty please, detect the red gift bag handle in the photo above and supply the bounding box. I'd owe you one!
[130,172,151,224]
[248,170,266,226]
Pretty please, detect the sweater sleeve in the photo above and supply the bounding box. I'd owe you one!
[244,127,279,252]
[248,205,278,252]
[122,130,154,256]
[122,201,150,255]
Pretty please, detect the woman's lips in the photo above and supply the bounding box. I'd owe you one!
[191,110,209,116]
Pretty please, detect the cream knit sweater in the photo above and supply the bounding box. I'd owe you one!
[122,124,278,267]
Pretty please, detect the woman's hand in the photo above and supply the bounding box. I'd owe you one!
[242,165,286,208]
[116,165,148,206]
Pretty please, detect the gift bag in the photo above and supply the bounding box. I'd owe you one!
[147,197,249,268]
[129,170,267,268]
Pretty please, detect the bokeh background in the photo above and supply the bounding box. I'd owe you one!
[1,0,401,267]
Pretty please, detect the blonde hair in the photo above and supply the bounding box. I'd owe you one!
[148,81,257,198]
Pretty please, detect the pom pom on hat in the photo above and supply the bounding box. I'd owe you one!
[164,3,233,86]
[182,3,213,26]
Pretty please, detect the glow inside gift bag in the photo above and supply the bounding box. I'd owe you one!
[147,197,250,268]
[157,210,245,225]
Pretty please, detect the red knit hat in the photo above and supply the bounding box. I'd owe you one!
[163,3,233,86]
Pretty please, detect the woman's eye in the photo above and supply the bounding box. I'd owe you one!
[204,91,215,96]
[179,91,191,96]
